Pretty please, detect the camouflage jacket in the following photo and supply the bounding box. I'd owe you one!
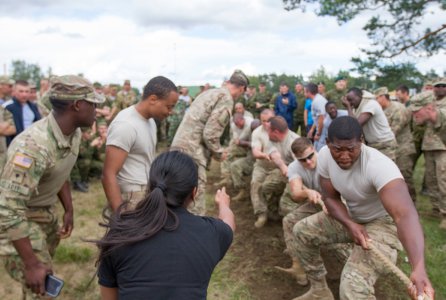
[0,114,80,246]
[171,87,233,166]
[384,101,416,156]
[422,96,446,151]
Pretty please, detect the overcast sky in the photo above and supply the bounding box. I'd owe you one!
[0,0,444,89]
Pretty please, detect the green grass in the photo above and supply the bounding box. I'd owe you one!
[54,244,94,263]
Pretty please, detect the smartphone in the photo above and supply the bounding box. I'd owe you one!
[45,274,64,298]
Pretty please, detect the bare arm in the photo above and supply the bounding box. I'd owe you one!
[215,187,235,231]
[100,286,118,300]
[57,181,73,239]
[0,121,16,136]
[270,151,288,176]
[102,145,128,212]
[379,178,434,299]
[252,146,270,160]
[356,112,372,127]
[289,177,321,204]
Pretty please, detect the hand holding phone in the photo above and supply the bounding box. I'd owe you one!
[45,274,64,298]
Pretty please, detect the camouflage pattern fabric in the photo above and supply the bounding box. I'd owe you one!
[114,90,136,111]
[0,107,15,170]
[293,92,306,135]
[326,88,347,109]
[171,87,233,215]
[292,212,402,299]
[167,100,188,145]
[278,183,300,217]
[367,139,397,161]
[230,153,255,189]
[250,167,286,216]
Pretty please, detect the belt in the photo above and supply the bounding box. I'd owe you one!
[120,184,148,193]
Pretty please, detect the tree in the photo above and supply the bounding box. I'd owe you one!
[375,63,424,90]
[283,0,446,62]
[10,60,44,84]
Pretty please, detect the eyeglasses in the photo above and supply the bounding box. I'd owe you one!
[298,152,315,163]
[435,84,446,88]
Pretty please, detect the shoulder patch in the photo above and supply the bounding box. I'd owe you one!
[12,153,34,169]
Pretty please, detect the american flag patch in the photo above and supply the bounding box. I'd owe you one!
[12,153,34,169]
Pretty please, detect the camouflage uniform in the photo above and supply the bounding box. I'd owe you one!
[114,89,136,112]
[293,92,306,135]
[252,90,274,118]
[0,114,81,299]
[326,88,347,109]
[0,75,103,299]
[383,101,417,201]
[0,107,15,170]
[167,100,188,145]
[413,92,446,219]
[70,132,94,184]
[171,88,234,215]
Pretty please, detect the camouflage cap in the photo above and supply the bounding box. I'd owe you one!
[374,87,388,97]
[409,91,435,111]
[433,77,446,86]
[0,75,14,85]
[49,75,105,104]
[229,69,249,87]
[28,80,37,89]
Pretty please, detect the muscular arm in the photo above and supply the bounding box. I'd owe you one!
[289,177,321,204]
[356,112,372,127]
[270,151,287,176]
[215,187,235,232]
[102,145,128,212]
[379,178,433,298]
[252,146,269,160]
[57,181,74,239]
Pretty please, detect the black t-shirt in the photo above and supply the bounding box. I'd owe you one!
[98,207,233,300]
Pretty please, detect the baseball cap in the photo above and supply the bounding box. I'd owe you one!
[49,75,105,104]
[433,78,446,86]
[409,91,435,111]
[0,76,15,85]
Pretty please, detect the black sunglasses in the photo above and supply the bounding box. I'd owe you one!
[298,152,315,163]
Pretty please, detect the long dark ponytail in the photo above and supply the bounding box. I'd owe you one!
[93,150,198,263]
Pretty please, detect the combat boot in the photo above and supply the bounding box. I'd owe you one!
[232,189,248,201]
[254,213,268,228]
[292,277,334,300]
[275,259,308,286]
[73,181,88,193]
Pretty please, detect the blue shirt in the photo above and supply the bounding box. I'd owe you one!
[274,92,297,129]
[304,98,313,126]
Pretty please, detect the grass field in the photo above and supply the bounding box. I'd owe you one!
[0,156,444,299]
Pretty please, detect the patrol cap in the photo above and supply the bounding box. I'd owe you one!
[433,78,446,86]
[229,70,249,87]
[374,87,388,97]
[124,79,131,85]
[0,75,15,85]
[409,91,435,111]
[335,76,346,82]
[28,80,37,89]
[49,75,105,104]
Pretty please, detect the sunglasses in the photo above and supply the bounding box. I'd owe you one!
[298,152,315,163]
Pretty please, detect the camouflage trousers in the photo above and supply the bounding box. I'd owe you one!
[167,116,183,146]
[121,185,148,210]
[220,145,248,178]
[292,212,402,300]
[250,165,286,216]
[283,202,351,265]
[424,150,446,217]
[367,139,397,161]
[278,183,300,217]
[395,153,417,202]
[230,155,254,189]
[188,164,207,216]
[1,207,60,300]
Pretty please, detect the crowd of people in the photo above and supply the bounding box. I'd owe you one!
[0,70,443,299]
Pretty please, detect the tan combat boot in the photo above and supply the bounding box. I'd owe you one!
[291,277,334,300]
[232,189,248,201]
[275,259,308,286]
[254,213,268,228]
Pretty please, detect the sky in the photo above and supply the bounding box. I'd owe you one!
[0,0,444,89]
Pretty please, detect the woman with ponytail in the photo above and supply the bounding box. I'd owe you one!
[94,150,235,300]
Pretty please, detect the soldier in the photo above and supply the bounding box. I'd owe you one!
[0,76,14,104]
[0,106,16,170]
[317,101,348,151]
[114,79,137,111]
[294,82,306,136]
[103,76,178,212]
[250,109,276,225]
[305,83,327,150]
[317,81,326,98]
[325,76,348,108]
[171,70,249,216]
[251,82,272,118]
[375,87,417,201]
[229,119,261,201]
[234,102,254,120]
[291,116,434,300]
[71,128,94,193]
[254,116,300,228]
[411,85,446,229]
[245,84,258,115]
[167,87,189,145]
[0,75,104,298]
[343,87,397,160]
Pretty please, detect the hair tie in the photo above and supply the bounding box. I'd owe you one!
[155,183,167,195]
